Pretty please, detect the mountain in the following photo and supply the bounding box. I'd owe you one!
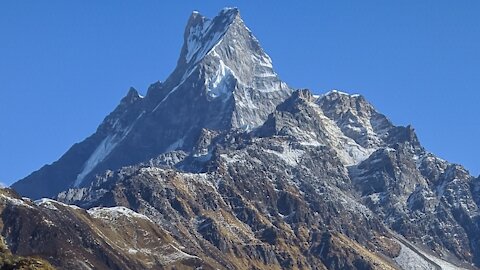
[12,7,291,199]
[7,7,480,270]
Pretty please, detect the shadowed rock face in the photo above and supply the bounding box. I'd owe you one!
[7,7,480,270]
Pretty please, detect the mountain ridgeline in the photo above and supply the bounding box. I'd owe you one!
[12,8,291,199]
[6,7,480,270]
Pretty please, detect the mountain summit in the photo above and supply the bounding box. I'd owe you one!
[7,8,480,270]
[12,8,291,198]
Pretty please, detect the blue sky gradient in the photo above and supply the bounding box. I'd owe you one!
[1,1,479,185]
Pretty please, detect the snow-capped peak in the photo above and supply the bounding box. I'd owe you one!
[12,7,292,197]
[172,8,292,128]
[182,8,241,65]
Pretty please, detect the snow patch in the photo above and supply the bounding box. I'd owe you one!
[163,244,200,263]
[422,252,466,270]
[323,89,359,97]
[394,241,438,270]
[205,59,235,101]
[165,137,185,152]
[0,194,33,208]
[220,153,245,164]
[74,112,144,187]
[263,144,305,167]
[394,239,466,270]
[311,104,376,165]
[41,218,55,227]
[152,66,198,112]
[299,140,323,147]
[88,206,152,222]
[367,193,383,204]
[35,198,82,211]
[74,135,119,187]
[185,8,238,65]
[324,89,349,96]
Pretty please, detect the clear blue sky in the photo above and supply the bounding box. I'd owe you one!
[1,1,479,186]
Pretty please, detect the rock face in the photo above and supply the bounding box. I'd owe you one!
[7,7,480,270]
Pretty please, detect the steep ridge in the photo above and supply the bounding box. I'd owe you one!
[11,87,145,200]
[12,8,292,199]
[0,188,212,269]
